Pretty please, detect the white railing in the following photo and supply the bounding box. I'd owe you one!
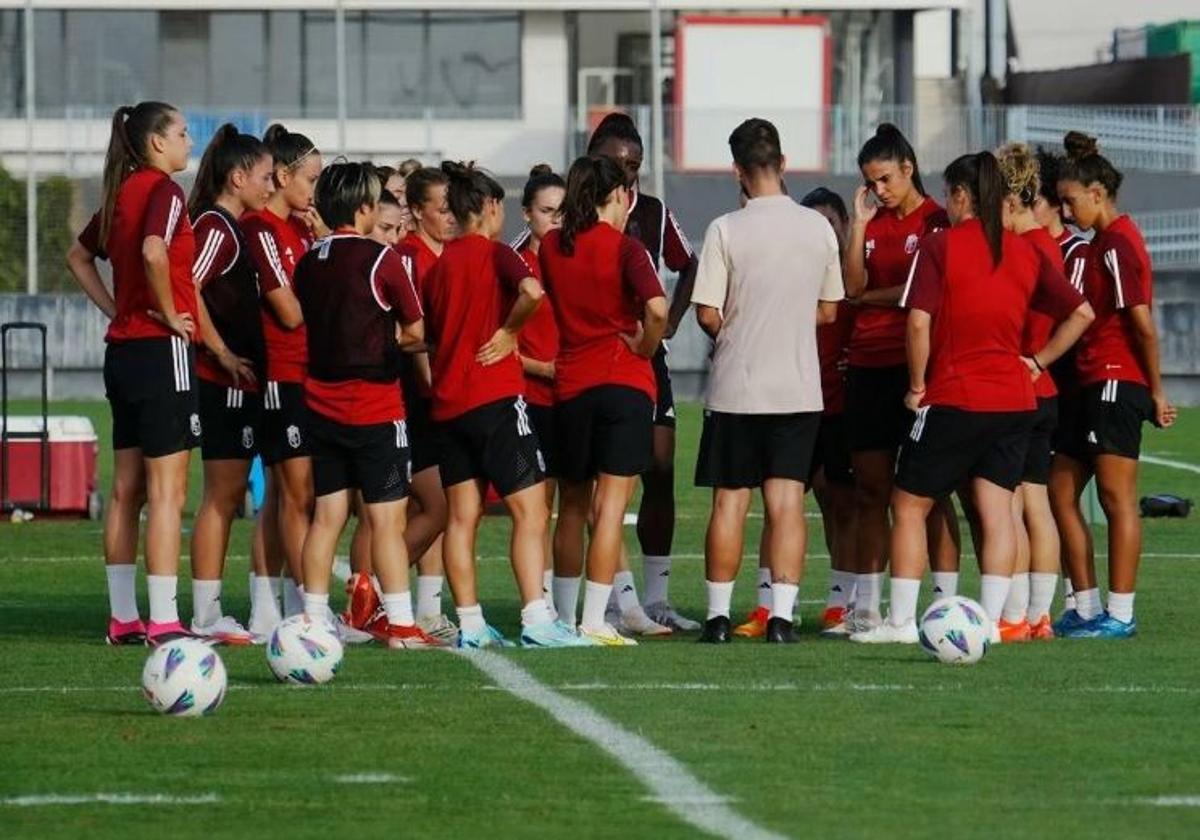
[1135,208,1200,269]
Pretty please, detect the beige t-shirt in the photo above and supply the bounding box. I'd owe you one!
[691,194,844,414]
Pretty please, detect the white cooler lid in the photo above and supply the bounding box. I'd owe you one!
[0,415,98,442]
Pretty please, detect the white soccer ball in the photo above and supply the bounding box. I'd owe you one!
[919,596,991,665]
[266,615,344,685]
[141,639,228,716]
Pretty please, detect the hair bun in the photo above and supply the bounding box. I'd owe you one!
[529,163,553,179]
[1063,131,1099,160]
[875,122,902,139]
[441,160,474,181]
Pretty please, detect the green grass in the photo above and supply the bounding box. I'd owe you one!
[2,401,1199,839]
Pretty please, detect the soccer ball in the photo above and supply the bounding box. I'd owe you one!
[266,615,344,685]
[141,639,227,716]
[918,596,991,665]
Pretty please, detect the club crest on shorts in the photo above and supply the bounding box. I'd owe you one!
[286,424,302,449]
[536,448,546,473]
[904,234,919,254]
[865,239,876,259]
[242,426,254,450]
[190,414,202,437]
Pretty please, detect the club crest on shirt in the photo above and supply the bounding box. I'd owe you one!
[190,414,202,437]
[865,239,876,259]
[904,234,919,254]
[286,424,302,449]
[242,426,254,450]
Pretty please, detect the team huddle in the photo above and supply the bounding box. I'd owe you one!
[66,101,1173,652]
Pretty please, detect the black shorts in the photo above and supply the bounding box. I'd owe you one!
[261,380,310,466]
[309,412,411,504]
[436,396,545,497]
[652,346,676,428]
[810,412,853,486]
[104,336,200,458]
[198,380,262,461]
[1051,386,1083,459]
[405,393,440,474]
[556,385,654,483]
[695,410,821,489]
[528,402,558,479]
[1021,396,1058,485]
[846,364,912,453]
[896,406,1034,498]
[1070,380,1154,462]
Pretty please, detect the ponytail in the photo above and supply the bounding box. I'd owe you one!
[188,123,269,217]
[995,142,1039,208]
[99,101,177,244]
[943,151,1005,267]
[262,123,318,186]
[857,123,926,197]
[440,160,504,227]
[560,155,626,256]
[1061,131,1124,198]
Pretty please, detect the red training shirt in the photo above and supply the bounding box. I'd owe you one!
[517,246,560,407]
[849,197,948,368]
[241,208,310,383]
[538,224,665,404]
[78,168,197,344]
[421,234,531,422]
[817,301,855,416]
[1075,215,1153,387]
[1020,227,1069,399]
[901,219,1085,412]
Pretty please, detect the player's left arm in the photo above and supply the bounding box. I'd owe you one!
[662,209,698,338]
[478,244,544,366]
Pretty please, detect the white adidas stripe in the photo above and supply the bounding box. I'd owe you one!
[260,232,290,288]
[192,227,224,284]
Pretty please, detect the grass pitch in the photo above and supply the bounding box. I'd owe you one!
[1,401,1199,839]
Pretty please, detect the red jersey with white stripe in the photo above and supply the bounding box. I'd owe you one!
[241,208,309,383]
[1020,227,1069,399]
[422,234,531,422]
[396,231,442,295]
[901,219,1085,412]
[624,189,695,273]
[517,246,559,407]
[538,224,666,404]
[192,207,265,390]
[294,232,423,425]
[1076,215,1152,387]
[851,198,948,367]
[77,168,197,343]
[817,301,854,415]
[1057,230,1089,294]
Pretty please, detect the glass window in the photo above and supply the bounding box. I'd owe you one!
[427,13,521,118]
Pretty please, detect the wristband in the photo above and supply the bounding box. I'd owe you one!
[1031,355,1044,372]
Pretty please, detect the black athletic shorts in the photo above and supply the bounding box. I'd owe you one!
[695,410,821,489]
[1021,396,1058,485]
[895,406,1034,498]
[261,380,310,466]
[846,364,912,453]
[810,412,854,486]
[556,385,654,483]
[435,396,545,497]
[1066,380,1154,462]
[652,346,676,428]
[405,392,440,474]
[104,336,200,458]
[198,380,261,461]
[1051,386,1083,459]
[309,412,411,504]
[528,402,558,479]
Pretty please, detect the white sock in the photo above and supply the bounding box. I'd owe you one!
[756,567,772,608]
[888,577,921,626]
[542,569,553,601]
[105,564,139,622]
[269,575,283,602]
[1107,591,1135,623]
[521,598,554,626]
[302,591,329,621]
[146,575,179,625]
[580,581,613,630]
[415,575,443,620]
[642,555,671,605]
[382,591,414,626]
[706,580,735,620]
[283,577,305,617]
[457,603,486,635]
[979,574,1012,625]
[770,582,799,623]
[250,575,281,628]
[931,571,959,600]
[613,570,640,613]
[1028,573,1058,623]
[1002,573,1030,623]
[826,569,856,610]
[191,579,222,627]
[1063,578,1076,610]
[1075,587,1102,620]
[857,572,884,617]
[552,575,581,627]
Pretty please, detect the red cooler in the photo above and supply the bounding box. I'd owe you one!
[0,416,100,518]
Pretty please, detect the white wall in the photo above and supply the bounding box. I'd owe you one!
[1009,0,1198,70]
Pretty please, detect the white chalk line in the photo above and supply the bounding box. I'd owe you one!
[1141,454,1200,476]
[330,773,409,785]
[0,792,219,807]
[1136,795,1200,807]
[450,648,786,840]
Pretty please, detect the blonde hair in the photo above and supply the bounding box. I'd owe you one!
[396,158,422,178]
[995,142,1039,207]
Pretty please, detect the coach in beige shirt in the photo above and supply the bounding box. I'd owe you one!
[690,117,844,644]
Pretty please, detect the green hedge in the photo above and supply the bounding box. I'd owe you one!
[0,163,76,293]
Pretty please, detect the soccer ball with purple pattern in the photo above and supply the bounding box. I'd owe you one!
[141,638,228,716]
[266,615,343,685]
[919,596,990,665]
